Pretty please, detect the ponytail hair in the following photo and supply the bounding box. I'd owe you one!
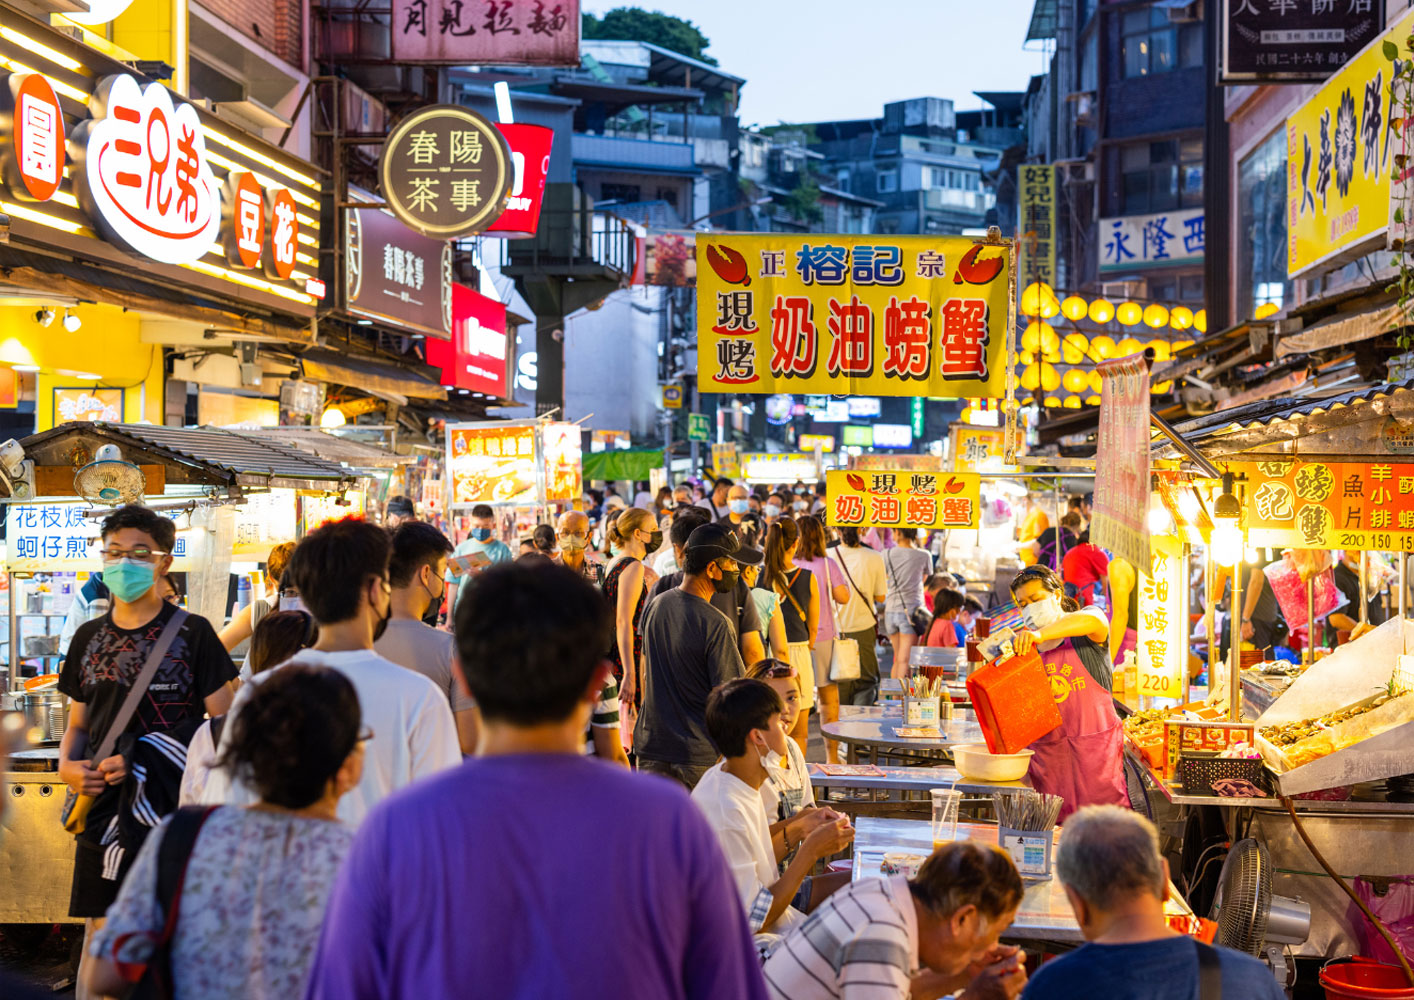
[1009,564,1078,612]
[607,507,655,552]
[764,517,800,597]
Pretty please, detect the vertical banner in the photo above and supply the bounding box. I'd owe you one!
[1137,532,1185,702]
[950,425,1006,473]
[1018,164,1056,294]
[711,442,741,478]
[1092,353,1151,572]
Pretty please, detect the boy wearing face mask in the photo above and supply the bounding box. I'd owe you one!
[692,677,854,936]
[59,505,239,980]
[445,503,513,614]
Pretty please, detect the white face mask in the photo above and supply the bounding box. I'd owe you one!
[757,739,785,771]
[1022,594,1063,631]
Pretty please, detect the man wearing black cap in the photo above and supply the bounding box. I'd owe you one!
[385,495,417,531]
[635,523,751,791]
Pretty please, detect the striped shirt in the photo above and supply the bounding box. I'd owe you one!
[762,875,920,1000]
[583,676,621,756]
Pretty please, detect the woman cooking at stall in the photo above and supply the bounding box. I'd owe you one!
[1009,565,1127,820]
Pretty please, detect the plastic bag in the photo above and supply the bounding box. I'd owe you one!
[1349,875,1414,966]
[1264,553,1345,645]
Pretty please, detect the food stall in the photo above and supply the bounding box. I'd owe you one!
[445,419,583,541]
[0,421,355,926]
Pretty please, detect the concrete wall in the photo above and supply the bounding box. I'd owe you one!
[563,286,664,438]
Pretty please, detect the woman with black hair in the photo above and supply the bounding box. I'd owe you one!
[1008,565,1126,820]
[87,664,364,998]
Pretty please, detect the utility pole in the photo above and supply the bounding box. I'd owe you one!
[688,375,700,473]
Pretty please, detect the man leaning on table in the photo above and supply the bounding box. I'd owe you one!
[1021,806,1284,1000]
[763,840,1028,1000]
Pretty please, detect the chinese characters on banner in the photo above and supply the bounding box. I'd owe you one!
[1137,533,1185,702]
[1018,165,1055,292]
[711,442,741,479]
[541,421,582,504]
[391,0,580,65]
[379,105,513,239]
[1091,354,1151,572]
[1235,458,1414,550]
[1221,0,1384,83]
[1285,6,1414,276]
[824,470,982,531]
[5,504,189,572]
[54,388,122,423]
[301,492,367,535]
[232,489,298,558]
[447,422,538,507]
[1098,209,1205,273]
[696,235,1011,398]
[950,425,1006,474]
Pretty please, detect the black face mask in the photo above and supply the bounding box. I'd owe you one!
[372,581,392,641]
[421,572,444,626]
[647,530,664,550]
[712,567,740,594]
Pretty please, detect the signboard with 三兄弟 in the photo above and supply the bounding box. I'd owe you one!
[697,234,1011,398]
[379,105,514,239]
[1098,208,1205,273]
[825,470,981,531]
[1234,458,1414,551]
[1137,533,1185,702]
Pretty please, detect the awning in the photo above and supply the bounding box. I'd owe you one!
[583,448,663,482]
[1151,321,1266,384]
[238,429,413,470]
[300,348,445,400]
[1275,303,1406,358]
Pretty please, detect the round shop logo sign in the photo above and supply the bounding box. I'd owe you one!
[60,0,136,25]
[70,74,221,265]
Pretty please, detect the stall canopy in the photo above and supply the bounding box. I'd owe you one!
[583,448,663,483]
[239,428,413,471]
[299,348,446,400]
[6,422,359,499]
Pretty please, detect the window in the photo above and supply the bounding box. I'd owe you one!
[599,183,640,203]
[1237,129,1291,321]
[1119,138,1203,215]
[836,169,850,192]
[877,170,899,193]
[925,166,945,189]
[655,187,678,210]
[1122,6,1202,78]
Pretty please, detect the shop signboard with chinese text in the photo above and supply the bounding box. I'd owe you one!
[1098,209,1205,273]
[739,452,820,484]
[799,433,835,452]
[687,412,711,442]
[232,489,298,559]
[841,425,873,447]
[425,283,509,395]
[447,421,538,507]
[872,424,913,448]
[5,503,188,572]
[697,234,1011,398]
[541,421,582,504]
[711,442,741,479]
[950,425,1006,474]
[1235,458,1414,550]
[662,384,683,409]
[484,123,552,239]
[345,208,453,338]
[391,0,580,65]
[379,105,513,239]
[1091,354,1151,572]
[1018,165,1055,291]
[1285,6,1414,276]
[1221,0,1383,82]
[825,469,981,531]
[1137,533,1185,701]
[54,388,121,422]
[0,72,64,202]
[300,491,366,535]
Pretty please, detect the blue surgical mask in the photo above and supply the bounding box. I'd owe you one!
[471,527,492,542]
[764,503,781,518]
[792,500,808,512]
[104,558,156,603]
[728,499,750,514]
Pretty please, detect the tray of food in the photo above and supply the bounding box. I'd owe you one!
[1257,689,1414,772]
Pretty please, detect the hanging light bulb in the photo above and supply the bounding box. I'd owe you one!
[1143,303,1169,328]
[1148,502,1174,536]
[1020,282,1047,317]
[321,407,347,428]
[1170,306,1193,331]
[1194,309,1208,334]
[1211,522,1244,567]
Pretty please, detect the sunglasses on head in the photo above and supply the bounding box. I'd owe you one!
[758,660,797,679]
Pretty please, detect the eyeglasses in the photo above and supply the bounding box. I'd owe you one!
[101,546,167,564]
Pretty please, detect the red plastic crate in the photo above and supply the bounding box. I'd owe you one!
[965,648,1063,754]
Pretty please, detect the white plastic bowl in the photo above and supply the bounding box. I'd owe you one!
[952,744,1034,782]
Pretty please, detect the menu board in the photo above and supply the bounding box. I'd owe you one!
[447,423,538,507]
[542,422,582,504]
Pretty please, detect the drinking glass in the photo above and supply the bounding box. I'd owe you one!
[931,788,963,849]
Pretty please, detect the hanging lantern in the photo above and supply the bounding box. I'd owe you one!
[1062,333,1087,365]
[1194,309,1208,333]
[1040,363,1061,392]
[1020,349,1037,365]
[1143,303,1169,328]
[1116,301,1143,326]
[1088,298,1115,324]
[1062,395,1083,409]
[1089,334,1116,360]
[1170,305,1193,330]
[1116,336,1143,356]
[1254,301,1280,319]
[1020,364,1041,391]
[1020,282,1051,317]
[1021,322,1044,353]
[1038,286,1061,319]
[1085,395,1102,406]
[1062,368,1089,393]
[1043,395,1062,408]
[1152,379,1174,394]
[1088,370,1103,394]
[1148,341,1172,362]
[1061,295,1089,321]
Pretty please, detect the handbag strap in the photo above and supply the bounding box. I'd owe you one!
[91,609,188,764]
[778,568,808,621]
[832,548,877,625]
[1194,939,1222,1000]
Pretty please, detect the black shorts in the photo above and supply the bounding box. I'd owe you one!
[69,839,119,919]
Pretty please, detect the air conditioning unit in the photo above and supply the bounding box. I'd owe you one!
[1167,0,1201,23]
[1102,280,1144,299]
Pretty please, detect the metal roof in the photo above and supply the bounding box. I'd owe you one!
[239,429,412,470]
[1026,0,1058,40]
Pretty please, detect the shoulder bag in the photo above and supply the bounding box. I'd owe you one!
[833,547,883,643]
[1194,939,1222,1000]
[62,610,188,835]
[823,553,862,682]
[884,550,932,638]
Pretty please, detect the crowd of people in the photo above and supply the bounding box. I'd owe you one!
[0,474,1284,998]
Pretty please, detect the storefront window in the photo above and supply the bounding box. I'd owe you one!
[1237,129,1291,320]
[1120,138,1203,215]
[1121,6,1202,78]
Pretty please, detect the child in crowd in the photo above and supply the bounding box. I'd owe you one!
[747,659,815,826]
[926,589,965,648]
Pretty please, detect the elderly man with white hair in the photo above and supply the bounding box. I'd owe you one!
[1022,806,1284,1000]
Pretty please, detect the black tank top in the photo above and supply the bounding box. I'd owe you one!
[777,568,812,643]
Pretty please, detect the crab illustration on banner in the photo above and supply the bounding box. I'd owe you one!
[697,234,1012,398]
[825,469,981,531]
[70,74,221,265]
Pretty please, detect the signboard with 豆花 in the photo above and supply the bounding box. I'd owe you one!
[825,470,981,531]
[1234,458,1414,551]
[1098,209,1205,273]
[697,234,1012,399]
[446,422,539,507]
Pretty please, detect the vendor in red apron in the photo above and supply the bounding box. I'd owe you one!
[1009,565,1127,821]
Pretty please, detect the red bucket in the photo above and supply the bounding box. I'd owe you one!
[1321,958,1414,999]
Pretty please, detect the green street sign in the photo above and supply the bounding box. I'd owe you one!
[687,412,711,442]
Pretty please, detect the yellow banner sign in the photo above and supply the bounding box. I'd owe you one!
[697,234,1011,398]
[825,469,981,530]
[950,425,1007,474]
[1285,6,1414,277]
[1137,533,1185,702]
[711,442,741,479]
[1235,458,1414,551]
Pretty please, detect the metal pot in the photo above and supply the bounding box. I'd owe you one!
[18,690,67,743]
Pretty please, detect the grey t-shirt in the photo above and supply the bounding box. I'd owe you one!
[635,588,746,766]
[883,547,934,615]
[647,572,762,644]
[374,618,475,713]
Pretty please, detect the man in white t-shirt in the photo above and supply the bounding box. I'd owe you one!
[696,477,733,520]
[691,678,853,936]
[203,518,461,826]
[829,528,889,706]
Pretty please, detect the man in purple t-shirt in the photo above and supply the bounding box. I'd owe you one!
[305,562,768,1000]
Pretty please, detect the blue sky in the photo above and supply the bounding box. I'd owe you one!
[584,0,1047,127]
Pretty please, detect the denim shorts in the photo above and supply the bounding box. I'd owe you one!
[885,611,918,636]
[790,875,814,912]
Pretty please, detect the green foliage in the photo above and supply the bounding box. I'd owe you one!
[1387,43,1414,349]
[581,7,717,65]
[781,174,824,225]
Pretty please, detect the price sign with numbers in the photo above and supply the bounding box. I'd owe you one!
[1237,459,1414,552]
[1136,533,1185,702]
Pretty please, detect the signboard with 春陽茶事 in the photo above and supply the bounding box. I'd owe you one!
[697,234,1011,399]
[825,470,981,531]
[1235,458,1414,551]
[378,105,513,239]
[447,422,539,507]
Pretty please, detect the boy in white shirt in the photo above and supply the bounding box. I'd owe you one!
[691,678,853,935]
